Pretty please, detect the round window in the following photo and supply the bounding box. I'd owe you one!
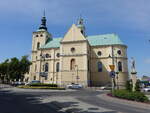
[56,53,60,57]
[40,34,43,37]
[36,35,38,37]
[97,51,102,56]
[45,54,50,58]
[117,50,122,55]
[71,47,75,52]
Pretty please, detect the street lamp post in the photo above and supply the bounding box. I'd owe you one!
[75,65,79,84]
[115,55,119,90]
[39,53,46,83]
[72,73,74,84]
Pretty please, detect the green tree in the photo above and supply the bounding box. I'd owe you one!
[19,56,32,81]
[9,57,20,81]
[0,59,10,83]
[0,56,31,83]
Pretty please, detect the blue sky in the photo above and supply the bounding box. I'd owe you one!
[0,0,150,77]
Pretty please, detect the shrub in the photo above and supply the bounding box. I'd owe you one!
[113,90,149,102]
[135,80,141,92]
[29,83,58,87]
[18,85,65,90]
[125,80,132,92]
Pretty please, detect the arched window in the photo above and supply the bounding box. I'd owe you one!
[70,59,75,70]
[37,42,40,50]
[118,61,122,72]
[56,62,60,72]
[45,63,49,72]
[97,61,102,72]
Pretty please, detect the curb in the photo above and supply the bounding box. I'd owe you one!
[98,94,150,110]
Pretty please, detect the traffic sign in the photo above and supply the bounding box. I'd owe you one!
[109,71,116,78]
[109,65,115,71]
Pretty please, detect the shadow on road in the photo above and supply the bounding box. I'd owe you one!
[0,89,116,113]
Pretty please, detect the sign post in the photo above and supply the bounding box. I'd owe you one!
[109,65,116,93]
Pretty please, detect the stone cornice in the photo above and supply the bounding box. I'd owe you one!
[60,53,87,57]
[32,50,37,53]
[91,44,127,48]
[91,56,128,59]
[32,58,60,62]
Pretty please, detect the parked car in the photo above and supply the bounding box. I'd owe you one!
[25,80,41,85]
[100,84,112,90]
[11,81,25,86]
[142,86,150,92]
[66,83,83,89]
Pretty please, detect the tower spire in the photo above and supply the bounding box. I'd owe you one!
[77,16,85,36]
[43,9,45,17]
[38,10,47,31]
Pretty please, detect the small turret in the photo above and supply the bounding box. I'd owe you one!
[77,17,85,36]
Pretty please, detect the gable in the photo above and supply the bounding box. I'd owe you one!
[61,24,86,42]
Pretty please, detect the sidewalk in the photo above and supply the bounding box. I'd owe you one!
[98,93,150,110]
[0,84,12,89]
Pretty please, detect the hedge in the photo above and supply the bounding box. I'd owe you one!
[29,83,58,87]
[18,85,65,90]
[112,90,149,102]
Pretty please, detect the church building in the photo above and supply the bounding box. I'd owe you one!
[28,15,129,87]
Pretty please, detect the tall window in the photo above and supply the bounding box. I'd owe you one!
[33,76,36,80]
[88,60,90,71]
[56,62,60,72]
[118,61,122,72]
[35,64,37,72]
[97,61,102,72]
[37,42,40,50]
[70,59,75,70]
[45,63,49,72]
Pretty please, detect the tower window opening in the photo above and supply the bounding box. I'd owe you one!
[70,59,75,70]
[56,62,60,72]
[118,61,122,72]
[37,42,40,50]
[97,61,102,72]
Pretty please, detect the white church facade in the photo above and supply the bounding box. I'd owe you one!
[27,15,129,87]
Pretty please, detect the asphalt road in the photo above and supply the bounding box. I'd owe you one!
[0,86,150,113]
[0,89,65,113]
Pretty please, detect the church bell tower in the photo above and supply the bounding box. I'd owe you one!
[32,12,51,52]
